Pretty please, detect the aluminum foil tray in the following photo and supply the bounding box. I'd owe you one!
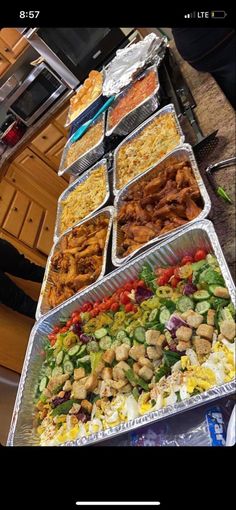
[7,220,235,446]
[36,206,114,320]
[113,103,185,195]
[106,64,160,137]
[54,158,110,241]
[65,72,104,128]
[58,113,106,178]
[112,144,211,267]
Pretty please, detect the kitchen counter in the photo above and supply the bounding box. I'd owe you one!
[0,88,73,171]
[170,43,235,281]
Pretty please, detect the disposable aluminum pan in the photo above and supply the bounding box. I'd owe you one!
[106,64,160,137]
[65,72,104,128]
[112,144,211,267]
[54,158,110,241]
[7,220,235,446]
[35,206,114,320]
[58,113,106,178]
[113,103,185,195]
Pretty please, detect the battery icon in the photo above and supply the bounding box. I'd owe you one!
[211,10,227,18]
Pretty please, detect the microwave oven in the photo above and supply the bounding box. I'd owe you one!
[18,28,138,89]
[8,62,68,126]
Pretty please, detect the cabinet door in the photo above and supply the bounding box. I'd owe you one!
[0,180,15,225]
[31,123,63,154]
[0,51,11,76]
[0,29,28,60]
[2,191,29,237]
[45,137,67,169]
[19,202,44,248]
[14,148,67,198]
[37,210,56,255]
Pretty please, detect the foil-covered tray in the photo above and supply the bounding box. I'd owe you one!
[112,144,211,267]
[58,113,106,178]
[65,71,104,128]
[106,64,160,137]
[54,158,110,241]
[7,220,235,446]
[36,206,114,320]
[113,103,185,195]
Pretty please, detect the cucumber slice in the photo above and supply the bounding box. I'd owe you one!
[94,328,108,339]
[44,366,52,378]
[56,351,64,365]
[68,345,80,357]
[149,308,158,322]
[77,345,87,357]
[63,360,74,375]
[121,337,131,346]
[134,327,146,343]
[195,301,211,314]
[52,366,63,377]
[116,330,127,342]
[176,296,194,312]
[159,308,171,324]
[86,341,99,353]
[99,336,112,350]
[78,355,90,363]
[193,290,210,301]
[39,376,48,393]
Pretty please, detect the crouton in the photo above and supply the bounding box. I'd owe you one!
[129,344,145,360]
[220,320,236,341]
[194,338,212,356]
[156,334,166,347]
[81,399,93,414]
[69,403,81,415]
[93,361,105,376]
[110,380,127,390]
[213,287,230,299]
[47,373,69,393]
[112,361,130,381]
[138,365,154,381]
[72,381,87,400]
[73,367,86,380]
[120,383,132,393]
[102,367,113,380]
[196,324,214,340]
[99,380,116,398]
[145,330,161,345]
[207,309,215,326]
[133,362,141,375]
[177,341,191,352]
[147,345,162,360]
[176,326,192,342]
[63,380,72,392]
[85,374,98,391]
[57,391,65,398]
[138,356,153,369]
[182,310,204,328]
[102,349,115,365]
[115,343,130,361]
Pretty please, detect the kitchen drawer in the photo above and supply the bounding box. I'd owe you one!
[45,137,67,169]
[0,180,15,225]
[31,124,63,154]
[14,148,67,198]
[0,29,28,60]
[37,210,55,255]
[19,202,44,248]
[54,105,69,130]
[2,191,29,237]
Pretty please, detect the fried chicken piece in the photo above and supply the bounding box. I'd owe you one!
[185,197,202,220]
[124,243,144,256]
[153,204,172,218]
[122,224,156,244]
[118,202,150,224]
[144,175,163,195]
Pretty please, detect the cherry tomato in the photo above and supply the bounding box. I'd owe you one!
[60,326,68,333]
[52,326,60,334]
[71,310,80,318]
[181,255,194,265]
[171,276,181,288]
[124,282,134,292]
[157,275,168,286]
[72,315,80,324]
[163,267,175,280]
[66,319,73,327]
[194,249,207,262]
[48,333,56,345]
[81,302,93,312]
[120,291,131,305]
[94,300,101,307]
[98,303,109,312]
[137,279,146,288]
[110,302,119,312]
[90,308,99,318]
[125,303,134,313]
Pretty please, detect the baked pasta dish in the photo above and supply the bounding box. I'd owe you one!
[65,118,103,169]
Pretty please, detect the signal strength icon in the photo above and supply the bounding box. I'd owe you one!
[184,12,196,18]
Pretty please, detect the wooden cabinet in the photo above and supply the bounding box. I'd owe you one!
[0,28,28,61]
[45,137,67,169]
[0,180,15,224]
[3,191,29,237]
[37,210,56,255]
[19,202,43,248]
[31,123,64,154]
[0,50,11,76]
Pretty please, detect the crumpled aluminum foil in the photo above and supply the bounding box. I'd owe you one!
[103,33,167,96]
